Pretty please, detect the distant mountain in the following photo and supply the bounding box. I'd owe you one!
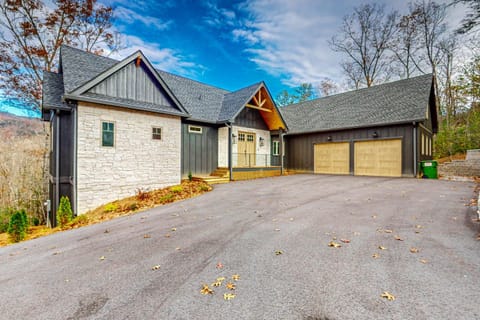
[0,112,45,139]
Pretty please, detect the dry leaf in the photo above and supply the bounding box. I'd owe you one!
[99,256,106,260]
[275,250,283,255]
[226,282,236,290]
[274,228,280,231]
[143,234,151,238]
[328,241,341,248]
[216,262,224,269]
[164,233,171,238]
[415,225,424,229]
[420,259,428,264]
[212,281,222,287]
[151,265,160,270]
[381,292,395,301]
[340,239,351,243]
[175,247,181,251]
[289,218,294,221]
[394,235,404,241]
[378,246,387,250]
[104,229,109,233]
[232,274,240,281]
[353,232,361,236]
[200,284,213,295]
[216,277,226,282]
[224,293,236,300]
[372,253,380,258]
[171,227,177,231]
[372,215,377,219]
[384,229,393,233]
[410,247,419,253]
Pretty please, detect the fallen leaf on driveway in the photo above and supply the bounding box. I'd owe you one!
[372,215,377,219]
[175,247,181,251]
[171,227,177,231]
[328,241,341,248]
[226,282,236,290]
[275,250,283,255]
[200,284,213,295]
[381,292,395,301]
[232,274,240,281]
[372,253,380,258]
[353,232,361,236]
[410,247,419,253]
[415,225,424,229]
[420,259,428,264]
[394,235,404,241]
[216,262,224,269]
[216,277,225,282]
[151,265,160,270]
[224,293,235,300]
[274,228,280,231]
[340,239,351,243]
[212,280,222,287]
[164,233,171,238]
[289,218,294,221]
[99,256,105,261]
[384,229,393,233]
[104,229,109,233]
[143,234,151,238]
[378,246,387,250]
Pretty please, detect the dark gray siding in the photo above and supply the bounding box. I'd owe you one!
[285,124,415,176]
[234,107,268,130]
[49,109,75,226]
[182,122,218,177]
[88,61,175,107]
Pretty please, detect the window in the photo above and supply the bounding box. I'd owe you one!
[272,141,280,156]
[102,122,114,147]
[238,133,245,141]
[247,134,254,142]
[188,125,203,134]
[152,127,162,140]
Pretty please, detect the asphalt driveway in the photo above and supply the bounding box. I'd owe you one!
[1,175,479,320]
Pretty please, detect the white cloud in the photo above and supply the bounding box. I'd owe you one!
[203,1,237,27]
[108,34,206,78]
[114,6,172,30]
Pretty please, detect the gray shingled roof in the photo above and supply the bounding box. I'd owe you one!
[280,74,434,135]
[42,71,68,110]
[219,82,262,122]
[48,46,266,122]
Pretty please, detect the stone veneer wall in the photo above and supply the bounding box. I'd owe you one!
[438,150,480,178]
[77,102,181,213]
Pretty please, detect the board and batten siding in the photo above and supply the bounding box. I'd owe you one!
[285,124,415,176]
[88,61,175,107]
[76,102,181,214]
[182,123,218,177]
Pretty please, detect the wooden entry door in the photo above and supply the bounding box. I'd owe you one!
[238,131,256,167]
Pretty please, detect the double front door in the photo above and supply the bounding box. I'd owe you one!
[238,131,256,167]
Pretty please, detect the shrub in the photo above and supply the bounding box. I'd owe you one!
[56,196,73,228]
[8,209,28,242]
[0,208,14,233]
[188,171,193,181]
[69,214,89,228]
[170,185,183,193]
[103,203,118,213]
[136,188,151,201]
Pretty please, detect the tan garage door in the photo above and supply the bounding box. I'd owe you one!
[354,139,402,177]
[314,142,350,174]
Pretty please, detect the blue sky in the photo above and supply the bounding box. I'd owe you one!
[0,0,467,117]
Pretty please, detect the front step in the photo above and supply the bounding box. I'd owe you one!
[201,176,230,184]
[210,167,230,178]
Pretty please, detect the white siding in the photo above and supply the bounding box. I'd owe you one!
[76,102,181,214]
[218,126,229,167]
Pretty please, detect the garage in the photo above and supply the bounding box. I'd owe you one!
[354,139,402,177]
[314,142,350,174]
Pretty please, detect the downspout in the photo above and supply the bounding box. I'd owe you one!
[55,110,60,226]
[413,122,417,177]
[227,123,233,181]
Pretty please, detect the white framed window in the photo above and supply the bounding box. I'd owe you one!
[188,125,203,134]
[102,121,115,147]
[152,127,162,140]
[272,141,280,156]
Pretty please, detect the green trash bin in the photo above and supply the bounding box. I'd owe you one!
[420,160,438,179]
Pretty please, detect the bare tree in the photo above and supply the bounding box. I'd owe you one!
[453,0,480,34]
[318,78,340,97]
[0,0,117,110]
[330,3,398,88]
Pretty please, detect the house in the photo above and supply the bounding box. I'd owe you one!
[42,46,287,222]
[280,75,437,177]
[42,46,436,224]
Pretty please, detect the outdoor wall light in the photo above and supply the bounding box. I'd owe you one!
[327,136,332,141]
[372,131,379,138]
[232,133,237,144]
[259,137,265,147]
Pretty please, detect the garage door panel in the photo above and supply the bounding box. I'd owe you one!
[314,142,350,175]
[354,139,402,177]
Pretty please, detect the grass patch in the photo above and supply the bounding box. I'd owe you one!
[0,180,212,247]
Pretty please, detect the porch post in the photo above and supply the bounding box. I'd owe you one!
[228,124,233,181]
[280,129,285,175]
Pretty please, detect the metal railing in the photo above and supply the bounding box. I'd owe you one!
[232,153,281,167]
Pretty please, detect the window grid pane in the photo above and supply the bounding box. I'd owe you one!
[152,127,162,140]
[102,122,114,147]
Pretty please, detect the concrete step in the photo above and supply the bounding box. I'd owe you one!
[210,167,230,178]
